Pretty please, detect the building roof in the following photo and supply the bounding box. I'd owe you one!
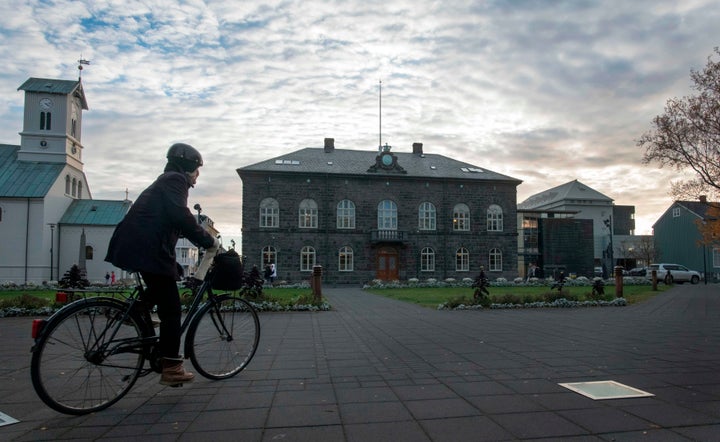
[0,145,65,197]
[237,147,522,183]
[17,77,88,109]
[518,179,612,209]
[59,199,131,226]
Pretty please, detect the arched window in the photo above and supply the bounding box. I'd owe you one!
[418,202,436,231]
[299,199,318,228]
[260,198,279,228]
[72,178,77,197]
[489,248,502,271]
[65,175,71,195]
[421,247,435,272]
[40,112,52,130]
[487,205,503,231]
[337,199,356,229]
[456,247,469,272]
[300,246,316,271]
[339,246,354,272]
[262,246,277,267]
[85,245,94,260]
[77,181,83,199]
[377,200,397,230]
[453,203,470,231]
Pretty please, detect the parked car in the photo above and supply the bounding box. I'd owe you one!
[646,263,700,284]
[628,267,647,276]
[594,267,603,277]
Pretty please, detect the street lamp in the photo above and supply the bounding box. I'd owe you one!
[48,223,56,281]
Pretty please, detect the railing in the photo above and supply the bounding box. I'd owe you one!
[370,229,407,243]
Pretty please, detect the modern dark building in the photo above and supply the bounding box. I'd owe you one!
[237,139,522,285]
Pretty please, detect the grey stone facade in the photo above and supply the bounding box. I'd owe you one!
[237,141,522,285]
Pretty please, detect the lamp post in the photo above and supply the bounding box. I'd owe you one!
[48,223,56,281]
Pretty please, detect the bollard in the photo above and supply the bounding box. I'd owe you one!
[651,269,657,291]
[614,266,624,298]
[312,265,323,302]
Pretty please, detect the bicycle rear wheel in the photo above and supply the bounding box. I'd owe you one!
[186,295,260,379]
[30,298,146,414]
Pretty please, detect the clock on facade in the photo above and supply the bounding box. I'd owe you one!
[39,98,54,110]
[381,153,393,167]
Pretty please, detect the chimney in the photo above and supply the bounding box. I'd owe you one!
[412,142,423,155]
[324,138,335,152]
[699,195,707,203]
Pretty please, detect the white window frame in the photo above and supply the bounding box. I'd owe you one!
[339,246,354,272]
[418,202,437,231]
[378,200,398,230]
[260,198,279,228]
[337,199,356,229]
[421,247,435,272]
[299,199,318,229]
[453,203,470,231]
[487,204,503,232]
[262,246,277,267]
[300,246,316,271]
[489,248,502,271]
[456,247,469,272]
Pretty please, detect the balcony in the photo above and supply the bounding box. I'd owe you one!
[370,229,407,243]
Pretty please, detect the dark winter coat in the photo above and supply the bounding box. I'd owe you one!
[105,167,215,279]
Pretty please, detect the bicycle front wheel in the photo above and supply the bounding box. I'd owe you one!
[30,299,146,415]
[186,295,260,379]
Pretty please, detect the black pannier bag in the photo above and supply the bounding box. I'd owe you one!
[210,249,244,290]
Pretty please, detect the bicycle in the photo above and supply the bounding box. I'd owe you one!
[29,246,260,415]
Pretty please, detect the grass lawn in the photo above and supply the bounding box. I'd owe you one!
[1,284,666,310]
[366,284,669,308]
[0,286,314,308]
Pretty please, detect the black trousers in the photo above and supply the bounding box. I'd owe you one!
[140,272,182,359]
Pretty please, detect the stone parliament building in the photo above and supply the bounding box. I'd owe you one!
[237,139,522,285]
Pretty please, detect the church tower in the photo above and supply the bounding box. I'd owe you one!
[16,77,88,170]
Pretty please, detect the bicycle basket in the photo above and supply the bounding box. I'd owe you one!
[210,249,244,290]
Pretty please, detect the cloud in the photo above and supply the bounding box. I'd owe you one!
[2,0,719,242]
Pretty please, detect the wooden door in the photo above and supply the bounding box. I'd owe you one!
[377,248,399,281]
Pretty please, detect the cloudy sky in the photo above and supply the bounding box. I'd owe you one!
[1,0,718,248]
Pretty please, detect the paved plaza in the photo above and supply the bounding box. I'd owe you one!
[1,283,719,441]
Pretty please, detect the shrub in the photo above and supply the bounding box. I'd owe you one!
[543,289,578,302]
[0,294,50,309]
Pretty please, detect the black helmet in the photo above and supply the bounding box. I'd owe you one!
[167,143,203,172]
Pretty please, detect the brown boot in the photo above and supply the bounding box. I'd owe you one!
[160,357,194,386]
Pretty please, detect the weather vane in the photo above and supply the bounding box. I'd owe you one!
[77,56,90,79]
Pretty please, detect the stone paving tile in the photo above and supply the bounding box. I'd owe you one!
[338,401,413,424]
[558,407,657,433]
[344,420,431,442]
[420,416,515,441]
[491,411,590,439]
[4,284,720,440]
[265,404,340,428]
[404,397,481,420]
[261,425,345,442]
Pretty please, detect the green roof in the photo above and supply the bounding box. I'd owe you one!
[59,199,131,226]
[0,145,65,197]
[17,77,88,109]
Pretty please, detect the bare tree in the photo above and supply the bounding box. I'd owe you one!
[638,47,720,203]
[623,236,659,266]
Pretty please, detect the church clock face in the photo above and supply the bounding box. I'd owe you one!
[39,97,54,110]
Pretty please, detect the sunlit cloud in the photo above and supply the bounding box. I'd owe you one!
[1,0,719,246]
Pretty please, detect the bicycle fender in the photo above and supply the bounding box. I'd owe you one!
[30,297,131,351]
